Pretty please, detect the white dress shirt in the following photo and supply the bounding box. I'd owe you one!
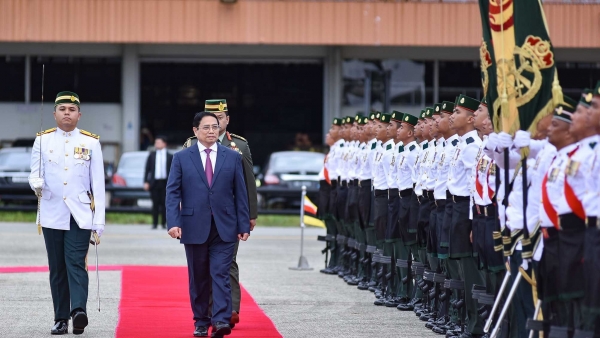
[155,148,168,180]
[197,142,218,173]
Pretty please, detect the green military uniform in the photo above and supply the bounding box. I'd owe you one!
[182,99,257,318]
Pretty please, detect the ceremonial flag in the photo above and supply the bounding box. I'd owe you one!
[303,196,325,228]
[478,0,562,134]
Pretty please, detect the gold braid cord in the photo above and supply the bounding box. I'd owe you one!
[37,195,42,235]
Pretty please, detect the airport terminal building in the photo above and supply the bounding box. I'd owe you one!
[1,0,599,165]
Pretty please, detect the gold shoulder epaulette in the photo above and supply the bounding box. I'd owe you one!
[182,136,197,148]
[80,129,100,139]
[230,133,247,142]
[36,128,56,136]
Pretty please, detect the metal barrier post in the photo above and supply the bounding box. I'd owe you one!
[289,186,313,271]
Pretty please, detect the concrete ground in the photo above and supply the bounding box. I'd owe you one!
[0,223,438,338]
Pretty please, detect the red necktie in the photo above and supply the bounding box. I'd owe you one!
[204,149,213,186]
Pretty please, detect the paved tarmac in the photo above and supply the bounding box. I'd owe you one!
[0,222,437,338]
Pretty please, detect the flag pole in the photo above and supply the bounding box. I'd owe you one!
[289,186,313,271]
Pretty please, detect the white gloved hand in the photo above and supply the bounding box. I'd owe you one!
[513,130,531,149]
[485,132,498,151]
[497,132,513,151]
[29,177,45,197]
[92,227,103,238]
[521,258,529,271]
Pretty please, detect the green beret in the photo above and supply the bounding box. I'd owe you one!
[419,110,427,120]
[380,113,392,124]
[441,101,455,114]
[355,112,365,122]
[369,111,377,120]
[205,99,228,112]
[55,91,80,107]
[433,103,442,115]
[424,107,434,119]
[456,94,480,112]
[579,89,593,108]
[374,111,382,120]
[332,118,343,126]
[357,116,368,125]
[391,110,404,122]
[401,113,418,127]
[343,116,354,125]
[553,95,578,124]
[481,97,488,106]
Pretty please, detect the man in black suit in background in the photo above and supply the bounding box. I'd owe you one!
[144,135,173,229]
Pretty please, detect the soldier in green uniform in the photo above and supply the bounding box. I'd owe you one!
[182,99,257,327]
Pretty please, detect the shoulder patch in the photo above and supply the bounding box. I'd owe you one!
[386,144,392,150]
[182,136,197,149]
[371,143,377,150]
[36,127,56,136]
[466,137,474,145]
[398,145,404,153]
[451,139,459,147]
[230,133,247,143]
[79,129,99,139]
[409,145,416,152]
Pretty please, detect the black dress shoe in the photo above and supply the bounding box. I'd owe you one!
[211,322,231,337]
[51,320,68,335]
[194,326,209,337]
[71,311,88,335]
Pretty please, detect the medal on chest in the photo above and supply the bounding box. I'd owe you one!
[229,141,243,155]
[548,167,560,182]
[566,159,580,176]
[74,147,91,161]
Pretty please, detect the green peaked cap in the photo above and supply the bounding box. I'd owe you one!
[580,89,593,108]
[553,95,578,124]
[55,91,80,107]
[332,117,343,126]
[205,99,228,112]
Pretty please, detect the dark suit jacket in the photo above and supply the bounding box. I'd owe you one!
[144,150,173,188]
[166,143,250,244]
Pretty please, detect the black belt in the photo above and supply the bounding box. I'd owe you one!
[399,188,413,198]
[359,179,371,188]
[374,189,387,197]
[353,179,359,185]
[474,204,495,217]
[435,199,446,207]
[426,190,434,199]
[558,213,585,231]
[450,194,470,202]
[341,181,348,187]
[586,216,598,228]
[542,227,559,239]
[388,188,399,196]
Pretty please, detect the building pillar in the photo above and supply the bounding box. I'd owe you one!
[122,45,140,153]
[322,47,342,141]
[25,55,31,103]
[433,59,439,104]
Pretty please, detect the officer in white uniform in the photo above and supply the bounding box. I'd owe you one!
[29,91,105,335]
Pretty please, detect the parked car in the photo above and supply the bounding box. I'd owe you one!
[109,149,177,207]
[0,147,36,204]
[257,151,324,209]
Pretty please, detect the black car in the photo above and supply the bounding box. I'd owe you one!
[0,148,36,204]
[257,151,324,209]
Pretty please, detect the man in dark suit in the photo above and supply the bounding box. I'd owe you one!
[144,135,173,229]
[166,112,250,338]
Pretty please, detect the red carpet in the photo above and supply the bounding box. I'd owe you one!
[0,265,282,338]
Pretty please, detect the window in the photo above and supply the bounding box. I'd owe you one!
[0,56,26,102]
[30,57,122,103]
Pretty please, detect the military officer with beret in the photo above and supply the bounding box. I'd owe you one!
[29,91,105,335]
[182,99,256,327]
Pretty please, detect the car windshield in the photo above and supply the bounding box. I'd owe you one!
[0,152,32,171]
[118,153,149,172]
[268,152,324,173]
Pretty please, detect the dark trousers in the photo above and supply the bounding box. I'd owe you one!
[508,250,535,338]
[230,241,241,312]
[185,219,236,326]
[150,179,167,227]
[42,216,91,321]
